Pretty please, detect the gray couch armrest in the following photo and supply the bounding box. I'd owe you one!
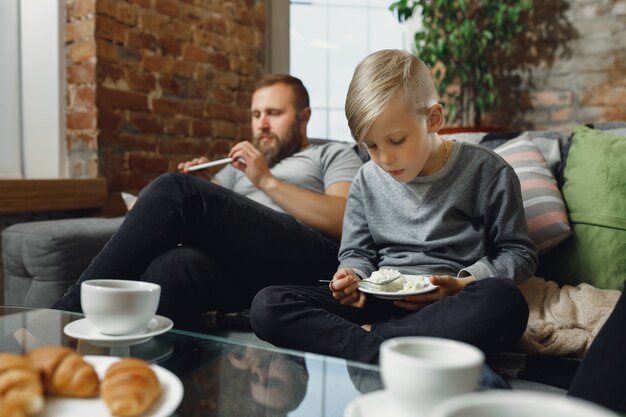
[2,217,124,307]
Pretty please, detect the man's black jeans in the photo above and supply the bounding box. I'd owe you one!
[52,173,340,328]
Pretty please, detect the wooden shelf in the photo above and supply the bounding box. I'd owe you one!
[0,178,108,214]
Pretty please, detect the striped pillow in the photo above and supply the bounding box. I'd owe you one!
[494,134,571,253]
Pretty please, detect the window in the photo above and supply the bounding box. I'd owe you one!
[289,0,416,141]
[0,0,65,179]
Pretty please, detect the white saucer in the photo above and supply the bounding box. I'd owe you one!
[41,356,184,417]
[359,275,438,300]
[430,391,620,417]
[64,315,173,347]
[344,390,414,417]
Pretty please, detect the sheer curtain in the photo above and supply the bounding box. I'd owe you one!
[0,0,23,179]
[0,0,64,180]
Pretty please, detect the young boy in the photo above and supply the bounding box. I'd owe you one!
[250,50,536,364]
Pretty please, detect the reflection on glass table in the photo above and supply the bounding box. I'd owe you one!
[0,306,382,416]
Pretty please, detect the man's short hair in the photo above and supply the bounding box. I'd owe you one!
[345,49,438,143]
[255,74,310,114]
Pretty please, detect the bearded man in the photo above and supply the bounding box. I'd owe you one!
[52,75,363,329]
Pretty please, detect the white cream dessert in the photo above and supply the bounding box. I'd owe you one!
[367,269,430,293]
[368,269,405,292]
[401,275,430,292]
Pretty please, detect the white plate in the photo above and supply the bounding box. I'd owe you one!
[358,275,438,300]
[40,356,183,417]
[344,390,414,417]
[64,315,173,347]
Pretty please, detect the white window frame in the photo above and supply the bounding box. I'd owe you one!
[266,0,290,74]
[266,1,420,142]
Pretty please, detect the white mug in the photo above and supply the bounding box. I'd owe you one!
[380,337,484,415]
[81,280,161,335]
[430,391,620,417]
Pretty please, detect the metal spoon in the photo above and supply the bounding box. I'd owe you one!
[319,272,403,286]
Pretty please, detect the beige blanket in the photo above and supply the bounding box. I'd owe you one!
[517,276,620,358]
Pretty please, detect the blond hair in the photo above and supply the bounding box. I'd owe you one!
[345,49,438,142]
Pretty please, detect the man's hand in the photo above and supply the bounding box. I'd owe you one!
[393,275,476,311]
[229,141,273,188]
[226,140,348,240]
[330,268,367,308]
[177,156,211,179]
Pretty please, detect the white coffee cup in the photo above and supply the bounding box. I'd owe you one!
[380,337,484,415]
[430,391,620,417]
[81,280,161,335]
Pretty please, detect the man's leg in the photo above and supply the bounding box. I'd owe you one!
[52,172,339,312]
[372,278,529,353]
[250,285,395,363]
[139,246,256,329]
[568,282,626,412]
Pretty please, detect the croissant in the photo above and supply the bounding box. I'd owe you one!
[0,397,27,417]
[0,353,44,415]
[26,346,99,397]
[101,358,161,417]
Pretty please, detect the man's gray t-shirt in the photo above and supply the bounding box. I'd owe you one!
[213,142,363,214]
[338,141,538,282]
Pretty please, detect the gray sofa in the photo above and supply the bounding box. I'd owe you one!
[6,123,626,307]
[3,123,625,394]
[2,217,123,307]
[1,131,569,308]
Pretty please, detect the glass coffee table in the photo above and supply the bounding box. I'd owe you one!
[0,306,382,416]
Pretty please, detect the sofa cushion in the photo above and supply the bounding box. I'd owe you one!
[2,217,124,307]
[564,126,626,230]
[493,134,571,253]
[554,126,626,290]
[444,130,569,185]
[606,127,626,137]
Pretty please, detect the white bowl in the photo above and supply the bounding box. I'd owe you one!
[380,337,484,414]
[81,280,161,335]
[430,391,620,417]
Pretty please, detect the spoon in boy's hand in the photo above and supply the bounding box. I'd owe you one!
[319,271,403,286]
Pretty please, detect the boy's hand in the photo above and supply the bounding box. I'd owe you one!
[393,275,475,311]
[330,268,367,309]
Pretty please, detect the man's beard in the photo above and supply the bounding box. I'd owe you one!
[252,124,303,168]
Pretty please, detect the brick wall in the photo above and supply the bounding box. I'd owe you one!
[482,0,626,131]
[64,0,265,213]
[66,0,98,178]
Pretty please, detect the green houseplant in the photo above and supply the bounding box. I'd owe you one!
[390,0,533,127]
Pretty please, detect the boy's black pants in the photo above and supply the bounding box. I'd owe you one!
[250,278,529,364]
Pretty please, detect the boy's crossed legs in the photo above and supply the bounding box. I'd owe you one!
[250,278,529,364]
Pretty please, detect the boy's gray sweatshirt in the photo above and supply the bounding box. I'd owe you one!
[338,141,538,282]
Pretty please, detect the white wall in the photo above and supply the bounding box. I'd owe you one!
[20,0,66,178]
[0,0,23,179]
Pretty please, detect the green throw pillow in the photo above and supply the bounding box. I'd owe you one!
[555,125,626,290]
